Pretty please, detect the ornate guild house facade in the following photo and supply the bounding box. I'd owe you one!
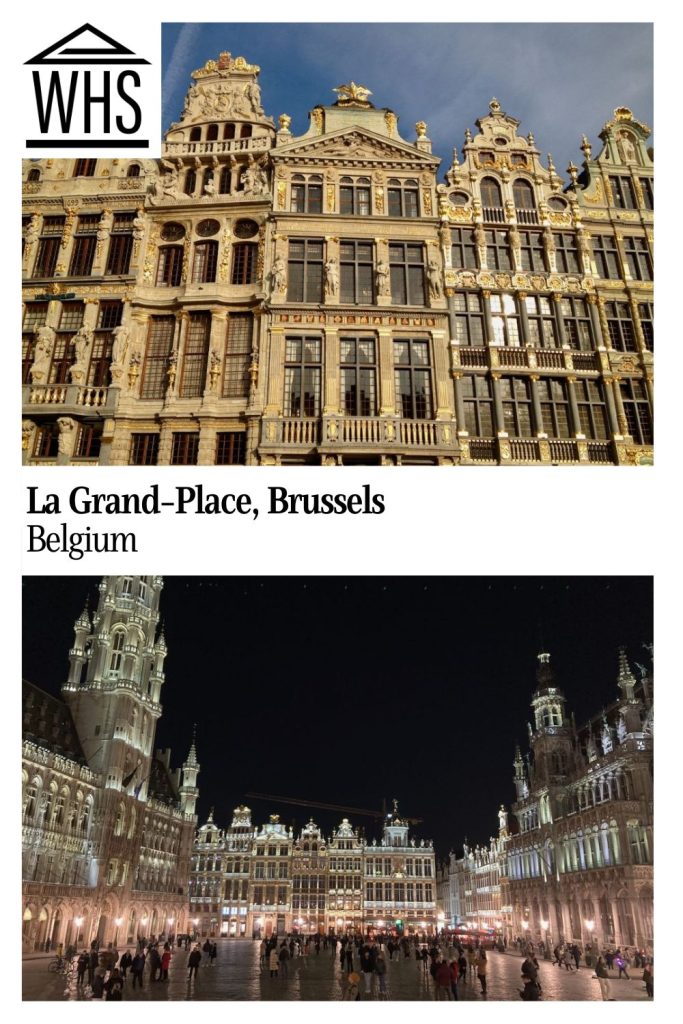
[189,803,437,938]
[22,577,199,952]
[22,51,653,466]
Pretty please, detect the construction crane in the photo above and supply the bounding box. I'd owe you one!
[244,792,423,826]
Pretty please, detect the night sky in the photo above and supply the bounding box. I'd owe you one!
[22,577,652,860]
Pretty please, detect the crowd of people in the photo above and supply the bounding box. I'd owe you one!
[46,929,653,1001]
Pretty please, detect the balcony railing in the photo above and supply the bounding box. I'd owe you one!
[516,208,539,225]
[28,385,68,405]
[342,418,383,444]
[482,206,505,223]
[400,419,438,447]
[164,137,271,157]
[282,418,321,446]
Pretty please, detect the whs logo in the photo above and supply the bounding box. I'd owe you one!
[24,23,153,152]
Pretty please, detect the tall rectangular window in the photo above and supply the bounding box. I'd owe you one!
[73,159,97,177]
[50,302,84,384]
[287,239,323,303]
[605,302,637,352]
[340,337,377,415]
[537,378,571,438]
[180,312,211,398]
[561,297,594,351]
[284,336,321,416]
[69,214,99,276]
[638,302,654,351]
[192,241,218,283]
[340,241,374,304]
[525,295,558,348]
[591,235,621,279]
[171,432,199,465]
[519,231,545,272]
[231,243,258,285]
[387,180,419,217]
[394,338,432,418]
[623,237,652,281]
[639,178,654,211]
[450,228,477,269]
[485,230,512,271]
[389,243,425,305]
[461,374,494,435]
[339,178,371,216]
[452,293,485,345]
[490,293,520,346]
[75,422,102,458]
[575,380,609,440]
[156,246,183,287]
[554,233,581,274]
[106,213,135,275]
[609,175,637,209]
[620,379,653,444]
[500,376,533,436]
[222,314,252,398]
[141,316,175,398]
[33,422,60,458]
[290,176,323,213]
[32,216,65,278]
[129,433,159,465]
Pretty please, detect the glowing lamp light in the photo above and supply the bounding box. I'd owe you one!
[168,916,175,924]
[521,921,529,931]
[75,917,84,927]
[540,919,549,931]
[585,919,595,932]
[377,921,385,929]
[141,916,148,924]
[193,917,199,926]
[115,917,123,926]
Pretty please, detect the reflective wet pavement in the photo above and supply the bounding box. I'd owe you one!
[22,942,652,1001]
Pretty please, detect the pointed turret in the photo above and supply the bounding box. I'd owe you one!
[180,725,200,817]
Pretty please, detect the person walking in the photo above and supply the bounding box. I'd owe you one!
[375,952,388,1000]
[119,949,132,980]
[345,944,354,972]
[594,955,613,1000]
[87,948,98,987]
[572,944,581,970]
[161,946,172,980]
[269,946,280,979]
[148,944,161,981]
[361,947,375,998]
[279,942,290,978]
[259,938,267,967]
[209,941,217,967]
[477,949,488,997]
[76,951,88,987]
[520,976,541,1000]
[449,957,459,1000]
[615,949,630,980]
[435,959,452,1000]
[643,962,653,998]
[187,944,201,982]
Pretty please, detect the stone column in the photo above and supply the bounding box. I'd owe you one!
[56,416,78,465]
[611,377,631,438]
[157,423,174,466]
[552,293,568,348]
[566,377,583,438]
[323,327,340,414]
[197,423,217,466]
[204,311,228,399]
[491,374,506,436]
[452,372,467,435]
[529,375,545,437]
[264,328,285,416]
[56,207,78,278]
[377,330,395,415]
[482,291,495,345]
[587,294,605,348]
[431,330,453,419]
[517,292,531,347]
[602,376,621,436]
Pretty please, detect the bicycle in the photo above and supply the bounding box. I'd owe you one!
[48,956,70,975]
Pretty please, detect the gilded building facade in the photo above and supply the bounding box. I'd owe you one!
[22,576,199,951]
[22,51,653,466]
[437,828,509,934]
[189,803,437,938]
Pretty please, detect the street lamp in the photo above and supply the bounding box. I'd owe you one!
[114,917,123,945]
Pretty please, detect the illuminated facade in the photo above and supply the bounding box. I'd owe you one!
[22,52,653,466]
[189,803,436,937]
[21,576,199,951]
[437,828,509,933]
[505,648,653,950]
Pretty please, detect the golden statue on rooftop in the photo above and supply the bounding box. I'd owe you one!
[333,82,373,107]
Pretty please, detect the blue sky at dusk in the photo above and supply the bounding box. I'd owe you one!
[162,23,653,181]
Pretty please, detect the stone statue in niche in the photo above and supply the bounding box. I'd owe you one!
[375,259,390,296]
[271,255,286,294]
[30,326,54,382]
[73,325,93,367]
[324,257,338,296]
[57,417,75,455]
[111,325,130,368]
[617,131,637,164]
[427,259,442,298]
[97,210,113,241]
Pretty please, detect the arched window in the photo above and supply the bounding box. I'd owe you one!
[189,127,201,142]
[224,123,235,140]
[115,802,126,836]
[27,168,41,182]
[480,177,503,220]
[110,630,125,674]
[240,124,252,139]
[156,246,183,287]
[184,169,197,196]
[513,179,538,224]
[202,169,214,195]
[127,164,141,178]
[291,174,322,213]
[206,124,219,141]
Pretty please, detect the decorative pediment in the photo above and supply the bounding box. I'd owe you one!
[273,127,439,169]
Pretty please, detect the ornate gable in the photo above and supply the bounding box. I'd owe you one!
[273,127,439,170]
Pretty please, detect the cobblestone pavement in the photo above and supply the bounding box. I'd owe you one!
[22,943,652,1002]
